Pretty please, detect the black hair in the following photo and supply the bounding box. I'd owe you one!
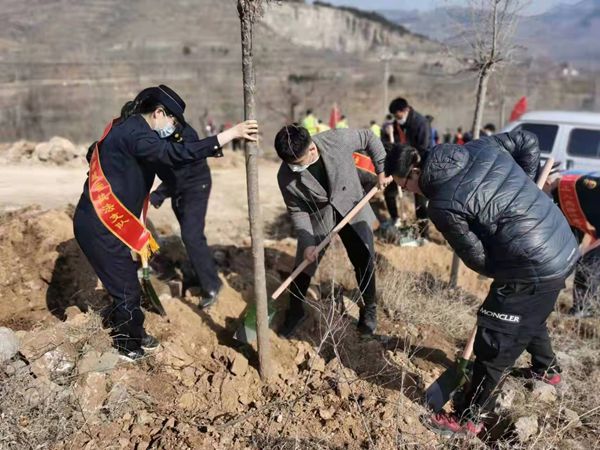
[389,97,409,114]
[119,89,168,121]
[425,114,434,122]
[370,120,376,125]
[340,115,346,120]
[484,123,496,132]
[274,125,312,163]
[306,109,313,115]
[384,143,421,178]
[385,114,393,120]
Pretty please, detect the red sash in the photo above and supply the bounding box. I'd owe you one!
[353,152,376,174]
[558,174,597,239]
[89,120,159,259]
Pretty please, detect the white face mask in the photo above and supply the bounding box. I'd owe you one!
[288,153,319,173]
[157,122,176,138]
[397,115,407,126]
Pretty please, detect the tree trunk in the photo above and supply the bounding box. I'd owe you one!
[237,0,272,380]
[471,66,492,140]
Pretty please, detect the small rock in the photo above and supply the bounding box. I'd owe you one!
[136,440,150,450]
[530,381,557,403]
[178,392,196,410]
[4,358,29,376]
[561,408,582,428]
[495,388,516,411]
[276,414,283,423]
[220,376,240,412]
[230,353,248,377]
[307,354,326,373]
[165,417,176,428]
[64,306,83,320]
[136,410,154,426]
[514,415,538,442]
[336,379,351,400]
[75,372,107,420]
[180,366,197,387]
[78,350,119,374]
[318,407,336,421]
[106,382,130,408]
[0,327,20,363]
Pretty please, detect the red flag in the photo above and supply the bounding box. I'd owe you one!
[329,103,341,129]
[509,96,527,122]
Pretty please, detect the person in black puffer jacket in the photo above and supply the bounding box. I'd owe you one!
[384,130,579,437]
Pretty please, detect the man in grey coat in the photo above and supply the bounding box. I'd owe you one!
[274,125,392,337]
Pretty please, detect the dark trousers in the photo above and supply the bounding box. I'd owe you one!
[460,280,563,418]
[573,245,600,313]
[289,221,376,313]
[414,193,429,238]
[383,183,429,238]
[384,183,399,221]
[73,201,145,352]
[172,181,220,293]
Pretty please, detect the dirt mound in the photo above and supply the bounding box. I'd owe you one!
[1,206,598,449]
[0,137,87,166]
[0,206,100,327]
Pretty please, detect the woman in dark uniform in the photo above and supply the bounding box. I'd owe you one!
[73,85,257,360]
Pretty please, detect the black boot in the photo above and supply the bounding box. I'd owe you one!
[357,303,377,335]
[278,293,308,338]
[199,282,222,309]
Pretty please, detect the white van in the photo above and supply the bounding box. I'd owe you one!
[502,111,600,171]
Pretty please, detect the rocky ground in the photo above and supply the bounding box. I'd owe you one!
[0,160,599,449]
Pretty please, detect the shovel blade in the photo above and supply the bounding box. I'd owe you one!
[233,303,276,344]
[424,358,470,412]
[142,279,167,316]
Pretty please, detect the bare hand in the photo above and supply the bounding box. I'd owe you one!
[377,172,393,190]
[303,246,318,263]
[233,120,258,142]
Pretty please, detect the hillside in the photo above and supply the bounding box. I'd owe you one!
[380,0,600,67]
[0,0,452,143]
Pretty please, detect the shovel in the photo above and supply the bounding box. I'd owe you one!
[424,157,555,412]
[140,253,167,316]
[234,185,380,343]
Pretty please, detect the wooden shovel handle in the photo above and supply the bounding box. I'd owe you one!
[536,157,555,189]
[271,185,380,300]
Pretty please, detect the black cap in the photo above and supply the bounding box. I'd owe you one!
[134,84,186,125]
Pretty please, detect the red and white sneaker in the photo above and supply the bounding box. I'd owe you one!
[531,370,561,386]
[423,412,483,438]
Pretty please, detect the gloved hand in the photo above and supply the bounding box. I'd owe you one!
[149,190,166,209]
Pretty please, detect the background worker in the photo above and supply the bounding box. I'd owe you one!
[388,97,432,240]
[302,109,318,135]
[385,130,579,436]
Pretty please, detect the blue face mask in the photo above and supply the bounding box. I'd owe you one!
[157,122,176,138]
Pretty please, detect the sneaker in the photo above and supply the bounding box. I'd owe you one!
[141,334,160,351]
[531,369,561,386]
[118,347,146,362]
[511,367,562,386]
[357,305,377,335]
[423,412,483,437]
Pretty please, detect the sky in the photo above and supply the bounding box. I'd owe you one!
[307,0,582,16]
